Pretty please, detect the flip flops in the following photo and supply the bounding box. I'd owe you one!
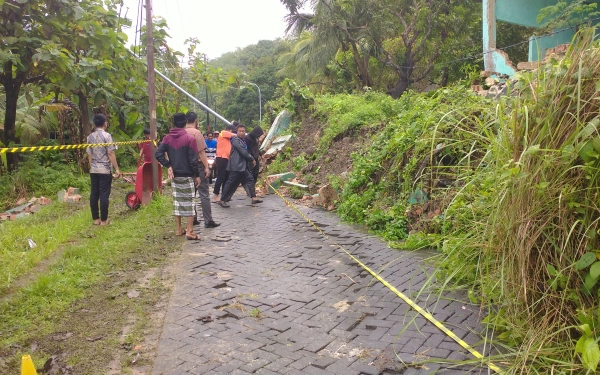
[186,234,200,241]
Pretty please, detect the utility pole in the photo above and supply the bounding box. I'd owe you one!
[204,54,210,133]
[146,0,159,193]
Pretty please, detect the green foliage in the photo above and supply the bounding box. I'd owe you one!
[288,186,306,199]
[0,157,88,209]
[538,0,600,29]
[265,148,293,175]
[331,86,493,242]
[292,153,308,171]
[435,32,600,372]
[312,91,400,154]
[267,79,314,120]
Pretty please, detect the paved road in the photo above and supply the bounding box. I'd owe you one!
[151,191,494,375]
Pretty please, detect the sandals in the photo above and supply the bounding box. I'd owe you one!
[100,220,111,226]
[176,230,186,236]
[93,220,101,225]
[251,198,263,204]
[186,234,200,241]
[216,201,230,208]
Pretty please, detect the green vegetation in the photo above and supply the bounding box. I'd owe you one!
[334,87,493,241]
[290,31,600,372]
[0,157,88,209]
[437,34,600,372]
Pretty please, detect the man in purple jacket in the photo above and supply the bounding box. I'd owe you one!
[155,113,201,240]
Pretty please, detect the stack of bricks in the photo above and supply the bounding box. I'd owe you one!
[0,196,52,222]
[58,187,82,203]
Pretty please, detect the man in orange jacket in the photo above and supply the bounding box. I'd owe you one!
[212,122,237,202]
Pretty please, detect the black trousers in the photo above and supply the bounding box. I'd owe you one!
[213,157,229,195]
[251,159,259,185]
[90,173,113,221]
[221,171,256,202]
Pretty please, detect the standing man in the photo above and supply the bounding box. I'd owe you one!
[87,114,120,226]
[155,113,201,240]
[245,126,265,187]
[184,111,220,228]
[217,123,263,207]
[212,122,237,202]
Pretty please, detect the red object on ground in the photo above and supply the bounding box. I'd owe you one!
[124,157,162,210]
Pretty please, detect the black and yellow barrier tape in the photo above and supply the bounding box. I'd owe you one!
[268,184,503,374]
[0,140,156,154]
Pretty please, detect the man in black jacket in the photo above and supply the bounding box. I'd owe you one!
[155,113,201,240]
[217,123,263,207]
[245,125,265,184]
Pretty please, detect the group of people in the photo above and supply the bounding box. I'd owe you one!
[85,112,266,240]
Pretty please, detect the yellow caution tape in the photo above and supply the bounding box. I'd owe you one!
[0,140,156,154]
[268,184,504,374]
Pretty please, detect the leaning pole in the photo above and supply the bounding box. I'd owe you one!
[145,0,159,193]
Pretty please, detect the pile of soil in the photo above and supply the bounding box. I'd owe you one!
[288,117,374,186]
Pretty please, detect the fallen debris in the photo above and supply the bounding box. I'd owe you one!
[0,195,52,222]
[58,187,82,203]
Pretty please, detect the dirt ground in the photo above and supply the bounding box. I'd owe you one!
[287,117,374,186]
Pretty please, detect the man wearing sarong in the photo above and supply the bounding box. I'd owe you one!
[155,113,201,240]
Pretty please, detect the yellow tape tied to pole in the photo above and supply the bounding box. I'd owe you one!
[268,184,504,374]
[0,140,156,154]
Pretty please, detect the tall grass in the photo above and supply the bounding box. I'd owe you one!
[440,29,600,372]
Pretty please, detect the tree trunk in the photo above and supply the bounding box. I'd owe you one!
[118,106,127,132]
[349,41,373,87]
[388,75,411,99]
[2,62,23,171]
[77,91,91,138]
[439,0,450,87]
[440,67,449,87]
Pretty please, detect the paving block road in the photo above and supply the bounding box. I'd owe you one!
[152,191,497,375]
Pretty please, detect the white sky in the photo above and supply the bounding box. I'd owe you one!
[118,0,290,60]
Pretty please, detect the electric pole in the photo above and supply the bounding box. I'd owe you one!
[146,0,159,193]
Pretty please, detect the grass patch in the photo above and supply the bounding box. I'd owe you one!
[0,201,90,295]
[0,189,175,373]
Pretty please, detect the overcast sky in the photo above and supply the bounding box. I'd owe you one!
[118,0,291,60]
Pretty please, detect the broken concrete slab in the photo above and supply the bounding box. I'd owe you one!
[266,172,297,193]
[283,181,309,190]
[264,135,294,159]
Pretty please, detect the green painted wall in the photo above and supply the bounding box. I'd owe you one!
[495,0,557,27]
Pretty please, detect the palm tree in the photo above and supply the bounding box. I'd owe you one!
[280,0,374,88]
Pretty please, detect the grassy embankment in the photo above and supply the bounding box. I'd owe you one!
[0,179,177,374]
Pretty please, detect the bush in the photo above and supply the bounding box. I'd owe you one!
[334,86,494,242]
[0,157,89,209]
